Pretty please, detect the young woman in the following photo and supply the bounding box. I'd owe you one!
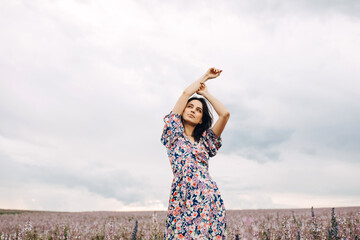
[161,68,230,239]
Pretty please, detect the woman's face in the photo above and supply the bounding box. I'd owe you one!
[182,99,203,126]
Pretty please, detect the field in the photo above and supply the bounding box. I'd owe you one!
[0,207,359,239]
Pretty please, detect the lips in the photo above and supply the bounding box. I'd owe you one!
[188,114,195,118]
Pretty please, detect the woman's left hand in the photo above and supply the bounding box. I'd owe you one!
[196,82,209,96]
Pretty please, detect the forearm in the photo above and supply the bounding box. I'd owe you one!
[202,92,230,118]
[183,74,208,96]
[203,92,230,136]
[172,75,208,114]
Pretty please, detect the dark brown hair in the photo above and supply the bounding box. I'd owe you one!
[184,97,213,142]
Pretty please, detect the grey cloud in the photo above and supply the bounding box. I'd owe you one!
[315,123,360,153]
[221,127,293,163]
[300,148,317,155]
[221,114,360,163]
[292,0,360,16]
[215,160,360,199]
[230,128,293,149]
[226,0,360,18]
[0,154,148,204]
[137,0,360,18]
[267,173,360,198]
[293,120,360,163]
[214,104,294,163]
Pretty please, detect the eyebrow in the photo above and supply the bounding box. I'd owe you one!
[188,103,202,111]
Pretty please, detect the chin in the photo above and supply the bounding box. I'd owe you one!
[184,117,199,125]
[191,120,199,125]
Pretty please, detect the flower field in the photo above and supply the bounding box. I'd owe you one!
[0,207,359,239]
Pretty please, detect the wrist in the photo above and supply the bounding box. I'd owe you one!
[203,92,211,100]
[202,91,211,98]
[199,74,209,83]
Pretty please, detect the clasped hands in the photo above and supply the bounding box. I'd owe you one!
[197,67,222,96]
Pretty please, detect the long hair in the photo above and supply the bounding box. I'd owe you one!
[184,97,213,142]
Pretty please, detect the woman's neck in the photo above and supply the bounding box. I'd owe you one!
[183,123,196,137]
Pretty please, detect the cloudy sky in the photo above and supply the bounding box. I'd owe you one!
[1,0,360,212]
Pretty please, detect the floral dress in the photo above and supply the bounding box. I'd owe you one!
[161,111,226,239]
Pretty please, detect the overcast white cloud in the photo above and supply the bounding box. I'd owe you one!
[1,0,360,211]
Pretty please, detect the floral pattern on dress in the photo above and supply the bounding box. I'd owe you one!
[161,111,226,239]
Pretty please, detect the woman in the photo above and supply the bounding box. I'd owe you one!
[161,68,230,239]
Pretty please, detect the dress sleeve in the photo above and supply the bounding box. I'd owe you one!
[161,111,184,149]
[202,128,222,157]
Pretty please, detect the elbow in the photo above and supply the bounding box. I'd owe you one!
[221,111,230,119]
[225,111,230,119]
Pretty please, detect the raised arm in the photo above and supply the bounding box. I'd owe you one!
[201,91,230,137]
[172,68,221,115]
[196,70,230,137]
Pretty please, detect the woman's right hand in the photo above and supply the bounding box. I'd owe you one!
[196,82,209,96]
[204,67,222,80]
